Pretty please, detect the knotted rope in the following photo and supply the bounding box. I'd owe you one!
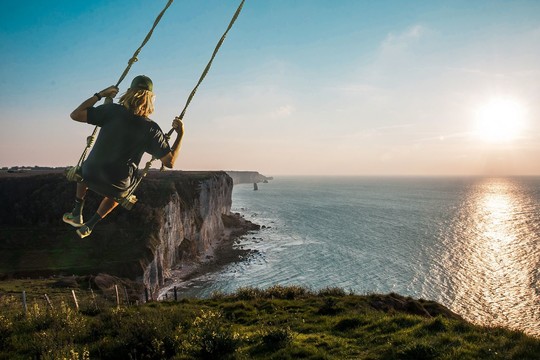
[110,0,174,101]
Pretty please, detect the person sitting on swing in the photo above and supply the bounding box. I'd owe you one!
[63,75,184,238]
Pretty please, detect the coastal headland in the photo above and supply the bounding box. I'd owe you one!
[0,169,262,298]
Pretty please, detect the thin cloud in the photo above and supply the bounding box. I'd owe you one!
[380,24,427,53]
[271,104,295,118]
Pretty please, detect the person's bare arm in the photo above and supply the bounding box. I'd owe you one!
[160,118,184,169]
[70,86,119,123]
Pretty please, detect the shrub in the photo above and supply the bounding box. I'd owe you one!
[235,287,263,300]
[263,285,309,300]
[16,301,90,358]
[96,307,175,359]
[235,285,311,300]
[317,287,346,297]
[25,302,53,331]
[180,309,240,359]
[40,346,90,360]
[210,290,226,300]
[260,326,293,350]
[0,314,13,348]
[317,297,343,316]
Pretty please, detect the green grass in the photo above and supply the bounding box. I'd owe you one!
[1,283,539,359]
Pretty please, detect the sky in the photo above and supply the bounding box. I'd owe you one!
[1,0,540,176]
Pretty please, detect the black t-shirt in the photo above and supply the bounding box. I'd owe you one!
[85,103,170,186]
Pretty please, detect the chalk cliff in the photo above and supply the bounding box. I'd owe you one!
[0,170,258,296]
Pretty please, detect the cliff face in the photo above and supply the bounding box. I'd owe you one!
[0,170,242,293]
[142,172,233,292]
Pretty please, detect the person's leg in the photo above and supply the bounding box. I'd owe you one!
[63,182,89,227]
[76,182,88,200]
[77,197,119,238]
[97,197,119,218]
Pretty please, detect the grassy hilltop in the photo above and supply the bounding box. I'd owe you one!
[1,280,538,360]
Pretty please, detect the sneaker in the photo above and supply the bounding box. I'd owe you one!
[63,212,83,228]
[76,225,92,239]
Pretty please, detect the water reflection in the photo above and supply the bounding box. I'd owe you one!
[163,177,540,337]
[442,178,540,336]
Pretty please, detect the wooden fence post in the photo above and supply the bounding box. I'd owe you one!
[71,289,79,312]
[22,291,27,315]
[115,285,120,308]
[44,294,53,310]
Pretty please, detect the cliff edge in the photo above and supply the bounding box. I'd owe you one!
[0,170,258,295]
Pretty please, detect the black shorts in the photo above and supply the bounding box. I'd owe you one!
[80,161,136,199]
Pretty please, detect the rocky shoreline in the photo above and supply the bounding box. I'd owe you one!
[158,213,261,299]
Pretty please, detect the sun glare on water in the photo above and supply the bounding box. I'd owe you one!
[473,98,526,143]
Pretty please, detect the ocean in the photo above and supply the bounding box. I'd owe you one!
[171,176,540,337]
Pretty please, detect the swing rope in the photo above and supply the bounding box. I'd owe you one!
[113,0,175,92]
[68,0,245,210]
[176,0,246,126]
[66,0,174,182]
[122,0,246,205]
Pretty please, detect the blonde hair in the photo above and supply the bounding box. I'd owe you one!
[119,88,155,117]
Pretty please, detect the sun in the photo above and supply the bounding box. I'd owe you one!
[473,98,526,143]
